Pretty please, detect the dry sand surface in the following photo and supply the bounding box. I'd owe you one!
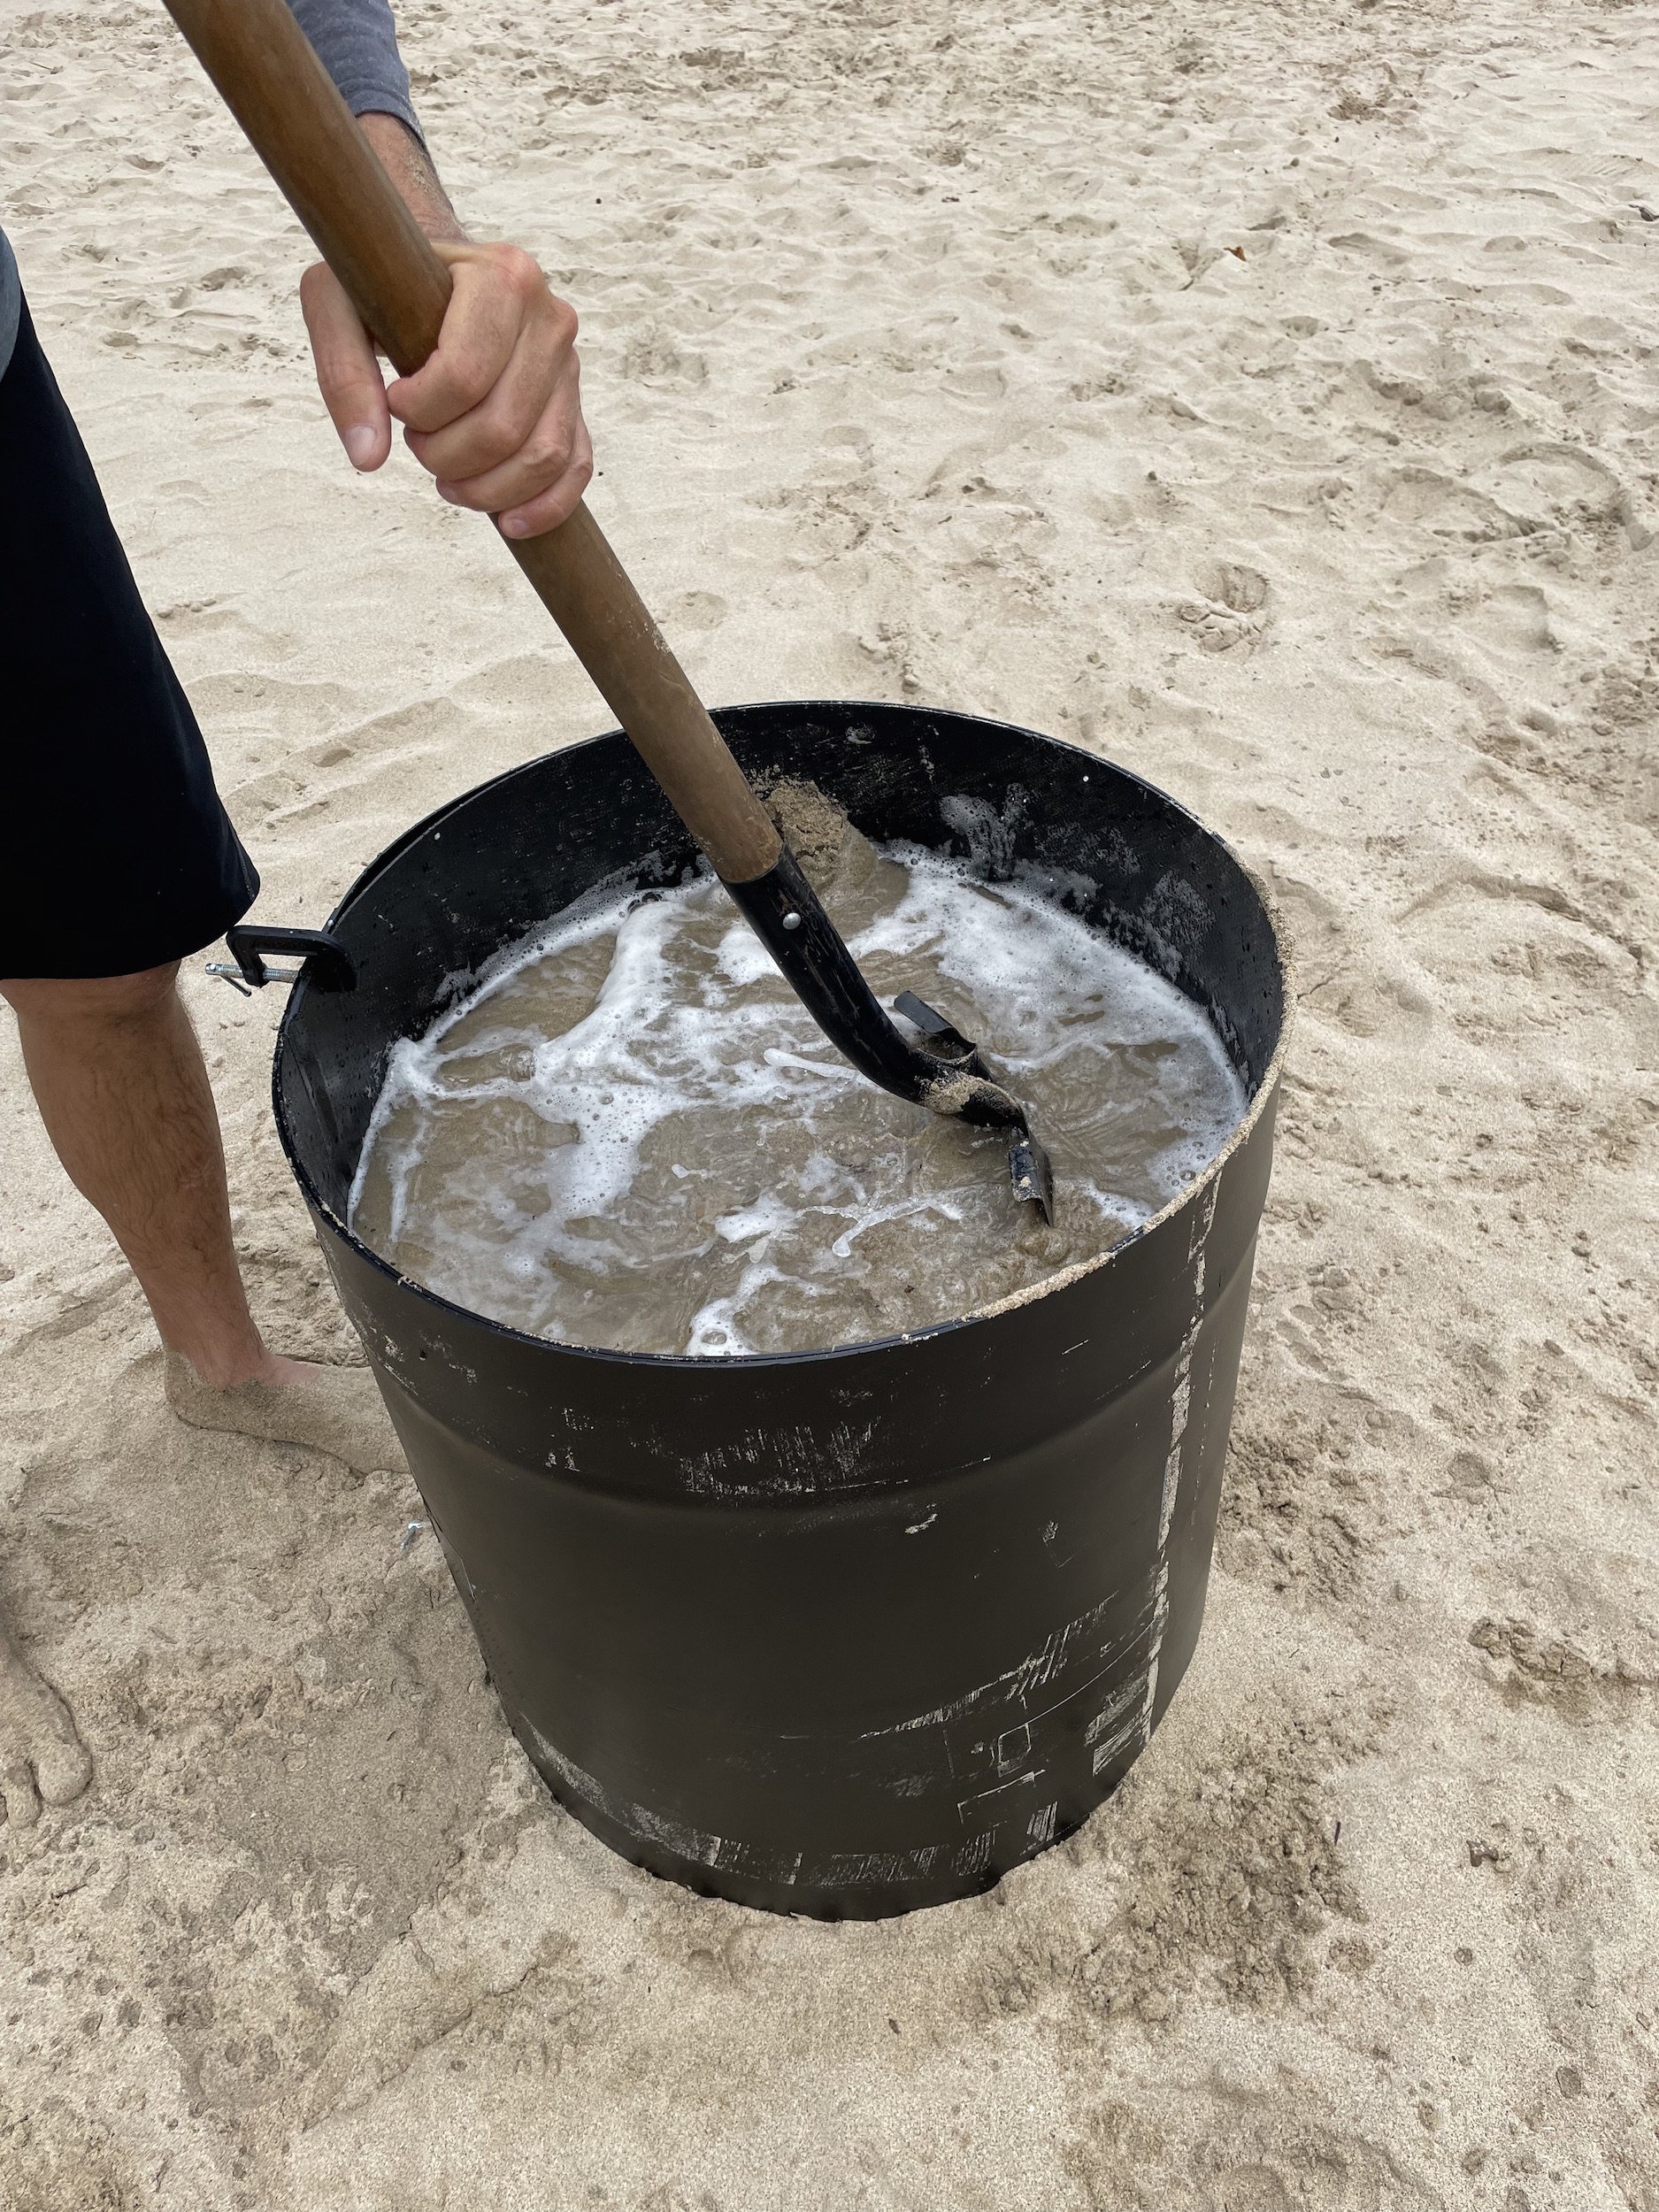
[4,0,1659,2202]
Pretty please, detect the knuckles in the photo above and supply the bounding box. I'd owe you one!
[386,242,588,489]
[490,242,545,298]
[522,419,576,480]
[446,354,499,411]
[477,242,578,346]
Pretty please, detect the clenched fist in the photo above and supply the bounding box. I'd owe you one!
[302,237,593,539]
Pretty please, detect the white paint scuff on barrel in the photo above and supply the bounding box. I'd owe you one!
[1138,1179,1219,1748]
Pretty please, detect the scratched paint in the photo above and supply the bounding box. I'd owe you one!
[271,702,1289,1914]
[514,1566,1167,1901]
[1140,1179,1221,1748]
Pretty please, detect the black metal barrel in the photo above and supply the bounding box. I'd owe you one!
[272,703,1287,1918]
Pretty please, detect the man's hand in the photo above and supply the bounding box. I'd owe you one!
[301,237,593,539]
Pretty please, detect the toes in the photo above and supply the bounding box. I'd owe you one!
[162,1352,406,1474]
[34,1720,93,1808]
[1,1757,42,1830]
[0,1657,93,1819]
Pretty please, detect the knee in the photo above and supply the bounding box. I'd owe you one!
[0,961,182,1028]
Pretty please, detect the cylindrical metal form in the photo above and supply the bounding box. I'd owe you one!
[272,703,1288,1918]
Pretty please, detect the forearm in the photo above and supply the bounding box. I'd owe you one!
[358,111,466,243]
[294,0,591,535]
[284,0,462,241]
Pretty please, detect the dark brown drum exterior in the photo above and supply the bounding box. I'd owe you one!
[271,703,1287,1918]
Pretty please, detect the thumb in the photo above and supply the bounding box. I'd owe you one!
[300,262,391,471]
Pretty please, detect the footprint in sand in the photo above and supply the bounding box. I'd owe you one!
[1176,559,1271,655]
[664,588,730,631]
[1470,581,1558,658]
[1486,442,1650,548]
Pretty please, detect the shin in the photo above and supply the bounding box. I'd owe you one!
[1,964,271,1386]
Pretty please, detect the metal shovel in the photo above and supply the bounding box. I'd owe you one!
[164,0,1054,1222]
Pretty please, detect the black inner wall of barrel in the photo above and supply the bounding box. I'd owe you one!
[276,703,1285,1240]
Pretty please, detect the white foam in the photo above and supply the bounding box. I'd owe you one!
[350,849,1248,1356]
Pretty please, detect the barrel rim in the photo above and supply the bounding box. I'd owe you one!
[272,699,1293,1371]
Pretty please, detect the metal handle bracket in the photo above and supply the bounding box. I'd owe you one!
[210,924,357,995]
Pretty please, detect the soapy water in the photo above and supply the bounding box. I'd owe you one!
[349,834,1247,1357]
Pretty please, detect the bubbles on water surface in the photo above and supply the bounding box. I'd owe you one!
[349,845,1247,1356]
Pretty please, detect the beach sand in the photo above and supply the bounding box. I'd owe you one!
[4,0,1658,2203]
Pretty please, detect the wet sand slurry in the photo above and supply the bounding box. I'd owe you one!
[349,810,1243,1357]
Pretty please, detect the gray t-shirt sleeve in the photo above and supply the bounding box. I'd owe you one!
[288,0,425,144]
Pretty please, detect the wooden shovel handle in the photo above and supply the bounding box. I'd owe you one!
[163,0,782,884]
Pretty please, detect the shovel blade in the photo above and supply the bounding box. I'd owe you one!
[1010,1131,1056,1225]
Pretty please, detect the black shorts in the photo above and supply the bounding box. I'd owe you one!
[0,292,258,979]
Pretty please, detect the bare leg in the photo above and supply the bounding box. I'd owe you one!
[4,962,277,1385]
[2,964,401,1470]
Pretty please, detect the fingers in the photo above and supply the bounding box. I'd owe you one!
[431,382,592,533]
[387,244,546,438]
[387,242,592,539]
[303,236,594,538]
[301,261,392,472]
[496,415,595,538]
[402,317,574,487]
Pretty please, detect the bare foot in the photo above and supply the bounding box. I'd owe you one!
[0,1624,93,1830]
[163,1348,407,1474]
